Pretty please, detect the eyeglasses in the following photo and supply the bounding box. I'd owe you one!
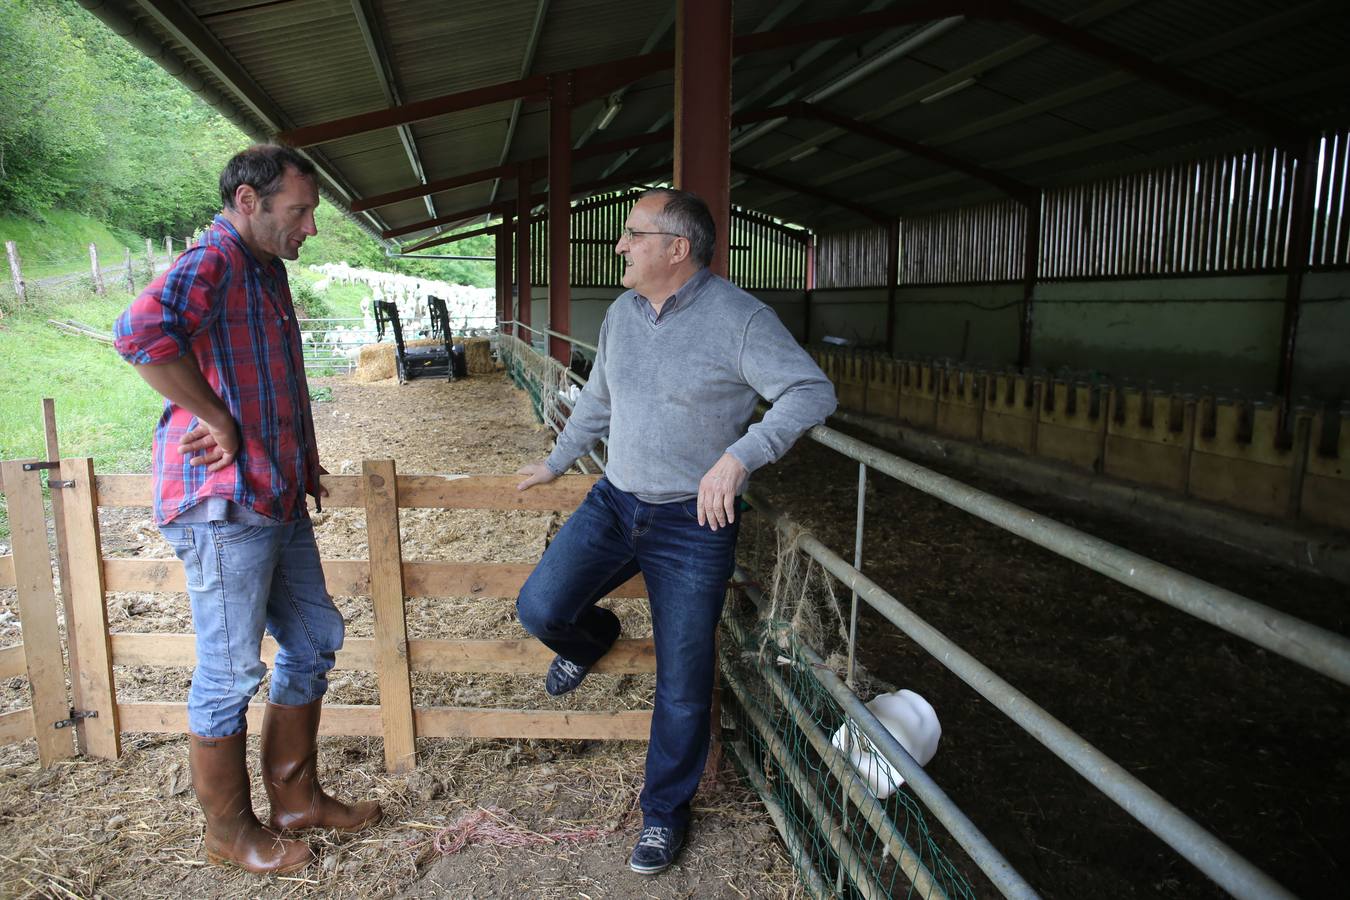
[620,227,682,242]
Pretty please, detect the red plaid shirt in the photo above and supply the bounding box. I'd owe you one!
[114,215,321,525]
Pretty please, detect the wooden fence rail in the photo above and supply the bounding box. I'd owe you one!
[0,458,655,772]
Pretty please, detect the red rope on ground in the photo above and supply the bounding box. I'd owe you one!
[432,806,609,856]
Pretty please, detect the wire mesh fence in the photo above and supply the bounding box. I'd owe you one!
[720,587,978,900]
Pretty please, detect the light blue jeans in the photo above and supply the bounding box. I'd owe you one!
[160,518,344,738]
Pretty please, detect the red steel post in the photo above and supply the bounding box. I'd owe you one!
[674,0,732,278]
[516,162,533,341]
[548,75,573,365]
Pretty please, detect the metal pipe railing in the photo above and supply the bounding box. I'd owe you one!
[721,614,955,900]
[806,421,1350,687]
[746,494,1296,900]
[722,662,904,900]
[732,566,1037,900]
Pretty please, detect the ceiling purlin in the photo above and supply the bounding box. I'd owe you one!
[356,129,674,213]
[750,1,1327,213]
[731,162,889,224]
[383,162,668,240]
[349,0,436,221]
[127,0,391,234]
[747,0,1143,170]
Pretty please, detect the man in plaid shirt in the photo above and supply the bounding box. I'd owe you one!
[115,145,379,874]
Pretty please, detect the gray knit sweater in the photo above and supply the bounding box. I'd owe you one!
[545,270,837,503]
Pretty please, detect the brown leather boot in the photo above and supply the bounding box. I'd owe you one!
[188,731,313,874]
[261,699,382,833]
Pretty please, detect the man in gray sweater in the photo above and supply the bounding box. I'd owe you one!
[515,188,836,875]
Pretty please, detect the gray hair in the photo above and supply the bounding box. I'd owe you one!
[640,188,715,268]
[220,144,316,211]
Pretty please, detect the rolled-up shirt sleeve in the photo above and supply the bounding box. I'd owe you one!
[114,246,228,365]
[726,306,837,473]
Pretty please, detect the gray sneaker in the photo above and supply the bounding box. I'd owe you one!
[628,825,685,875]
[545,655,591,696]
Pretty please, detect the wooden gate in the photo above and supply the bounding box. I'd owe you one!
[0,447,654,773]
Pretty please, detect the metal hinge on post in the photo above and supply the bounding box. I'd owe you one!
[54,709,97,730]
[22,460,73,488]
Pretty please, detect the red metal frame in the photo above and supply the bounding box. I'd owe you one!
[674,0,732,277]
[548,75,573,364]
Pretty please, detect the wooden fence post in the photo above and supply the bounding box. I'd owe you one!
[5,240,25,307]
[123,247,135,293]
[144,238,155,277]
[89,244,106,296]
[58,457,121,759]
[164,236,173,259]
[363,459,416,772]
[44,400,84,745]
[1,461,77,767]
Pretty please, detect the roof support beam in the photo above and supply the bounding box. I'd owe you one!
[516,164,533,334]
[997,1,1304,148]
[548,75,573,364]
[400,223,500,255]
[387,164,670,240]
[747,102,1038,204]
[353,129,674,212]
[674,0,733,277]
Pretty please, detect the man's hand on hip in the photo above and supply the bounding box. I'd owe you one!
[516,461,559,492]
[698,453,748,531]
[179,416,240,473]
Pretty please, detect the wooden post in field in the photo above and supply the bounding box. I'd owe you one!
[89,244,106,296]
[144,237,155,276]
[5,240,25,307]
[1,461,77,767]
[123,247,135,292]
[164,236,173,259]
[58,457,121,759]
[363,459,416,773]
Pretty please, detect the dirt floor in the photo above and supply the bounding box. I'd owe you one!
[0,366,1346,899]
[0,371,798,899]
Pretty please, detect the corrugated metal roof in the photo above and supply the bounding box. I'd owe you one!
[80,0,1350,239]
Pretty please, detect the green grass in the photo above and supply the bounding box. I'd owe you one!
[0,285,164,536]
[0,209,145,280]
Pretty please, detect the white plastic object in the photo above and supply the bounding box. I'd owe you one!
[830,689,941,800]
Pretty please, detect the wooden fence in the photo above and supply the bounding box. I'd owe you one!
[0,453,656,774]
[3,236,186,306]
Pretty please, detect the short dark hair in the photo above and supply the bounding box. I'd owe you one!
[219,144,317,210]
[641,188,715,268]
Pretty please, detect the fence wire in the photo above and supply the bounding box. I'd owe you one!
[721,602,978,900]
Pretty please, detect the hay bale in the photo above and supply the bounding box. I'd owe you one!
[461,336,493,374]
[353,343,396,382]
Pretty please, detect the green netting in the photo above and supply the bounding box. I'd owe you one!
[720,601,977,900]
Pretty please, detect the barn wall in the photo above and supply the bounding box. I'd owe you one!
[1031,271,1349,398]
[529,271,1348,401]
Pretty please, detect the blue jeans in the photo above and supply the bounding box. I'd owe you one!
[516,478,738,829]
[160,518,344,738]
